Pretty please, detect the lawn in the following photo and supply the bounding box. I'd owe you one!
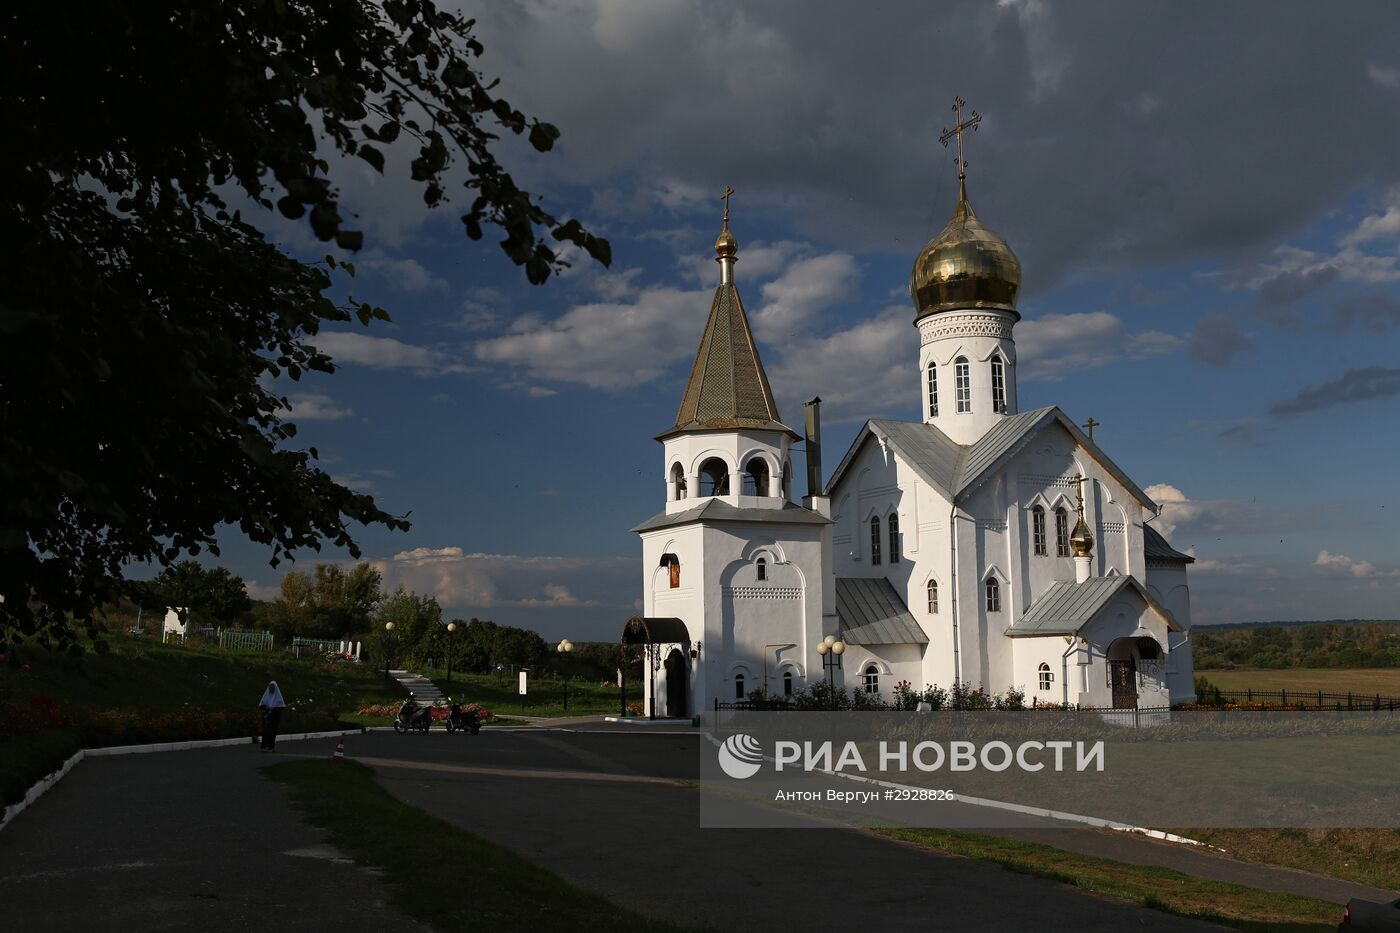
[879,827,1343,932]
[1197,668,1400,697]
[1,634,409,806]
[417,666,632,719]
[1178,828,1400,893]
[266,759,702,932]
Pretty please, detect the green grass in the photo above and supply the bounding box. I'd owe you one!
[1179,827,1400,893]
[878,827,1342,932]
[266,759,703,932]
[1198,668,1400,697]
[0,635,408,806]
[418,667,628,719]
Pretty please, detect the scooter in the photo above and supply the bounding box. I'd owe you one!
[444,701,484,735]
[393,696,433,734]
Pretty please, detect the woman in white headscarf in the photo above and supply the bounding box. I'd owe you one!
[258,680,286,751]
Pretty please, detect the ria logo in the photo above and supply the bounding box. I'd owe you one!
[717,733,764,779]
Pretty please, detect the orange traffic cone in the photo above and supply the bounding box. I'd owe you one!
[332,739,345,762]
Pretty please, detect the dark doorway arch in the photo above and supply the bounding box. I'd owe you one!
[665,648,687,717]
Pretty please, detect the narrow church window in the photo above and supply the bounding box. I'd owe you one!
[985,577,1001,612]
[1038,663,1053,691]
[869,516,882,565]
[783,671,793,696]
[756,557,767,581]
[927,580,938,614]
[735,674,745,700]
[743,457,769,496]
[670,462,686,500]
[991,356,1006,413]
[955,358,971,413]
[1055,508,1070,557]
[1032,506,1047,556]
[863,665,880,695]
[699,458,729,496]
[888,513,900,563]
[783,459,792,499]
[670,562,680,588]
[927,362,938,417]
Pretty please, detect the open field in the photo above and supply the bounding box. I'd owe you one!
[0,635,407,806]
[1197,668,1400,696]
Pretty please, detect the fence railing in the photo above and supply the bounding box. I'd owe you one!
[712,699,1179,727]
[1197,688,1400,711]
[218,629,275,652]
[290,637,362,660]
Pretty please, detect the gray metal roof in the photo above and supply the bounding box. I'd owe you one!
[825,407,1156,511]
[660,281,798,440]
[622,617,691,645]
[835,577,929,645]
[631,499,831,534]
[1143,524,1194,563]
[1007,576,1181,636]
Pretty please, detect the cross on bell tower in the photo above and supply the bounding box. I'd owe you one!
[939,97,982,181]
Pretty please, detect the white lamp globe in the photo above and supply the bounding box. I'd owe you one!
[823,634,836,648]
[384,621,395,632]
[832,641,845,655]
[817,642,829,656]
[447,622,457,633]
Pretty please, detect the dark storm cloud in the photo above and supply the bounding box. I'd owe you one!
[1331,292,1400,332]
[1269,366,1400,416]
[1188,313,1254,366]
[464,1,1400,295]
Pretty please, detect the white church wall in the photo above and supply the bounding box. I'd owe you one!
[1011,636,1076,706]
[917,309,1020,446]
[661,428,795,513]
[1148,562,1196,703]
[841,643,923,703]
[1077,592,1174,710]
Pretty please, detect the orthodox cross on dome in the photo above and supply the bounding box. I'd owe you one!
[1083,417,1099,440]
[1072,474,1087,516]
[939,96,981,181]
[720,184,736,228]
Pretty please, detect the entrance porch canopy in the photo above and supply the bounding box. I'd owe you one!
[621,616,692,646]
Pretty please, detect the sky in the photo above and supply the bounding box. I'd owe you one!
[208,0,1400,640]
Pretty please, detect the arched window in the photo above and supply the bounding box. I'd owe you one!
[660,553,680,589]
[991,356,1006,414]
[734,674,746,700]
[1055,508,1070,557]
[1038,662,1054,691]
[756,557,767,581]
[869,515,882,565]
[670,462,686,501]
[1032,506,1047,556]
[698,458,729,497]
[985,577,1001,613]
[926,579,938,614]
[888,512,900,563]
[742,457,770,496]
[926,362,939,417]
[783,671,794,696]
[783,459,792,500]
[863,664,880,695]
[955,357,971,413]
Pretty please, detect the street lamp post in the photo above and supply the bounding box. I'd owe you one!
[384,621,396,679]
[815,634,845,709]
[556,639,573,710]
[445,621,457,684]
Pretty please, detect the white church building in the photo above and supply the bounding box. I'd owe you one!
[627,169,1196,718]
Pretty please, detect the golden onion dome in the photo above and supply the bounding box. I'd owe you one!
[910,179,1021,320]
[1069,515,1094,558]
[715,226,738,258]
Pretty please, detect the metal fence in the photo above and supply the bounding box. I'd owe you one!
[1197,688,1400,711]
[290,637,361,660]
[712,699,1176,727]
[218,629,275,652]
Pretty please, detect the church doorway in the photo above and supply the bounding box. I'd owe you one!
[665,648,687,717]
[1107,637,1139,708]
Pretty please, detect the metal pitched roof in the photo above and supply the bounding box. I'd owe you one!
[825,407,1156,511]
[630,499,831,534]
[1007,576,1181,636]
[662,281,798,440]
[1143,524,1194,563]
[835,577,929,645]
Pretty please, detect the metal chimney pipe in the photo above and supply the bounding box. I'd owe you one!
[804,397,823,499]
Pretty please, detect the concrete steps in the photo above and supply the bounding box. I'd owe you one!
[388,670,443,702]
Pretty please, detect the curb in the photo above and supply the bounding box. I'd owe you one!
[1,727,364,834]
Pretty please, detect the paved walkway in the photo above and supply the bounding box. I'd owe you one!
[354,729,1226,931]
[0,745,426,933]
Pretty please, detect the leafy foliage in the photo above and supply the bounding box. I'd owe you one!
[1193,622,1400,669]
[147,561,253,624]
[1,2,608,652]
[263,563,384,641]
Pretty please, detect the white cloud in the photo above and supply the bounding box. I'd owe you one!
[1017,312,1180,381]
[286,393,353,421]
[1341,187,1400,246]
[379,548,635,612]
[355,248,449,292]
[1368,62,1400,89]
[1315,549,1380,578]
[767,304,909,421]
[313,331,467,376]
[751,252,859,341]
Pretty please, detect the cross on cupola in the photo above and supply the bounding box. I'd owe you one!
[939,96,981,181]
[720,184,735,227]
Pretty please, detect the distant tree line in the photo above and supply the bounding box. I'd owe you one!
[1194,622,1400,669]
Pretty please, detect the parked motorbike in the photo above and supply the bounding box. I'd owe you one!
[392,696,433,734]
[444,701,484,735]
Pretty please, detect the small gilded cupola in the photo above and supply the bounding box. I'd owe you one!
[658,187,799,511]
